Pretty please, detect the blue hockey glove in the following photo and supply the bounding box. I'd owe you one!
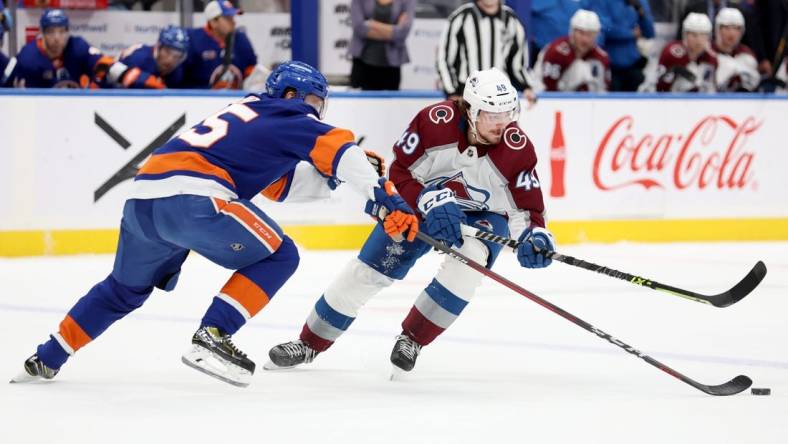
[365,178,419,242]
[517,227,556,269]
[417,185,466,248]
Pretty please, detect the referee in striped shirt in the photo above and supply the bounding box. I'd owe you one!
[437,0,536,104]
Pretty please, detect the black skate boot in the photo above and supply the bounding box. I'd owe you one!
[264,340,318,370]
[10,354,59,383]
[390,334,422,373]
[181,326,255,387]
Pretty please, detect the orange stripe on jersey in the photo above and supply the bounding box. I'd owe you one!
[221,201,283,252]
[221,273,271,317]
[260,175,289,201]
[122,67,141,87]
[58,315,92,352]
[309,128,356,177]
[243,65,255,79]
[138,152,236,188]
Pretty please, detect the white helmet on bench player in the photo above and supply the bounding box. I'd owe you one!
[462,68,520,142]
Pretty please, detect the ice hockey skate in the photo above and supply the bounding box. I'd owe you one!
[10,354,59,383]
[264,340,318,370]
[181,326,255,387]
[389,334,422,380]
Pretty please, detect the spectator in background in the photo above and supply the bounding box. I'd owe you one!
[745,0,788,77]
[0,1,11,78]
[117,25,190,89]
[656,13,717,92]
[437,0,536,104]
[588,0,655,91]
[713,7,759,91]
[529,0,588,66]
[2,9,130,88]
[534,9,610,92]
[181,0,257,89]
[349,0,416,91]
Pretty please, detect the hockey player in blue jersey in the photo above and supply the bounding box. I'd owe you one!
[181,0,258,89]
[11,61,419,387]
[117,25,190,89]
[2,9,128,88]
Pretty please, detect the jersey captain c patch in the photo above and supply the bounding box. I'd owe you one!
[504,127,528,150]
[428,104,454,124]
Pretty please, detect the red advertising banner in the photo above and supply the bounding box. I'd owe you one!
[22,0,108,9]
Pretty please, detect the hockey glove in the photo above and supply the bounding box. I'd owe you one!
[365,178,419,242]
[417,185,466,248]
[365,150,386,177]
[517,227,556,269]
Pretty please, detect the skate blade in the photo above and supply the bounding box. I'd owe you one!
[181,345,252,388]
[9,370,40,384]
[389,366,406,381]
[262,360,296,371]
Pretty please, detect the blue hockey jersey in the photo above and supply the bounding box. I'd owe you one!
[118,44,185,89]
[3,35,110,88]
[181,26,257,89]
[130,94,357,202]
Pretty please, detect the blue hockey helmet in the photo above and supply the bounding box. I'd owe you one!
[266,61,328,100]
[40,9,69,31]
[158,25,190,53]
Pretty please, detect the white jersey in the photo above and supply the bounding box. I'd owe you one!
[389,101,547,238]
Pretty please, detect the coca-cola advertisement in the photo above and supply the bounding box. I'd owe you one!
[593,115,758,192]
[527,99,787,221]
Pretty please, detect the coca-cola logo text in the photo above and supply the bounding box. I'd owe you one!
[593,115,760,191]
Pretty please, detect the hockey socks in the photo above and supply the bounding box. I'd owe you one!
[300,295,356,352]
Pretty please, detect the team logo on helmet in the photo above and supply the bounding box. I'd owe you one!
[504,127,527,150]
[428,104,454,124]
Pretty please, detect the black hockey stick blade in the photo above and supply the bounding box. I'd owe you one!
[668,260,767,308]
[697,375,752,396]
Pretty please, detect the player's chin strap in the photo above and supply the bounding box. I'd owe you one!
[458,224,766,308]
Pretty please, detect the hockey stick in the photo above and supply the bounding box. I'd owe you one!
[460,225,766,308]
[415,230,752,396]
[211,30,236,88]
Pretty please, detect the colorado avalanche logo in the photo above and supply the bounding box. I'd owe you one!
[428,173,491,211]
[670,44,686,58]
[504,127,527,150]
[428,104,454,124]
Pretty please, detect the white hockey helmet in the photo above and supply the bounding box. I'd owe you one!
[716,7,745,30]
[462,68,520,134]
[570,9,601,33]
[683,12,712,34]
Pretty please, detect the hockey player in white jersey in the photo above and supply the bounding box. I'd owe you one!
[713,8,760,92]
[266,68,555,374]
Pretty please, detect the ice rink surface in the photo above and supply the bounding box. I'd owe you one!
[1,241,786,443]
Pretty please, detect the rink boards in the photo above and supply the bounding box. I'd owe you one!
[1,90,787,256]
